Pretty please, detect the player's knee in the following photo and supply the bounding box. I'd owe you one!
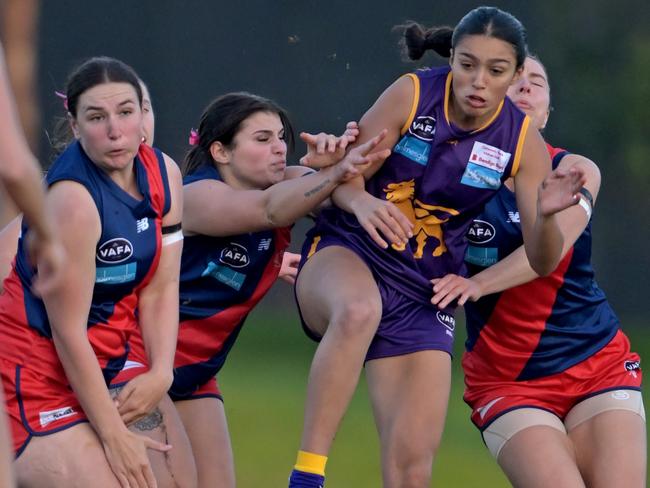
[391,459,433,488]
[330,298,381,339]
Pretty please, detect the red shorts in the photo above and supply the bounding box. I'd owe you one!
[0,359,88,456]
[111,347,222,402]
[465,329,643,430]
[169,375,222,402]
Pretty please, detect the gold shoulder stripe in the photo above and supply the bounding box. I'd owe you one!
[443,71,453,124]
[399,73,420,135]
[472,99,505,134]
[511,115,530,177]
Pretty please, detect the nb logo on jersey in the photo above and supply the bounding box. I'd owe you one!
[258,238,272,251]
[383,180,459,258]
[506,211,520,223]
[136,218,149,233]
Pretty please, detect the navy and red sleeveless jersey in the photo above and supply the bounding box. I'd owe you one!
[168,163,290,398]
[0,141,171,385]
[306,65,530,306]
[463,144,619,383]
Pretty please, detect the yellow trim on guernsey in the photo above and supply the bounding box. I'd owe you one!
[510,115,531,177]
[306,236,321,259]
[472,99,504,134]
[294,450,328,476]
[399,73,420,135]
[443,71,453,125]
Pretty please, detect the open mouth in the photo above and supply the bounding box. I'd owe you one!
[467,95,487,108]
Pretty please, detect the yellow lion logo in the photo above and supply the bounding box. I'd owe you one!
[384,180,459,258]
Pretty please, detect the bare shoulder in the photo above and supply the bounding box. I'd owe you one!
[47,180,101,237]
[162,152,182,185]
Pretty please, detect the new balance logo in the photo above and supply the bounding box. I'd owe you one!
[136,218,149,233]
[506,211,520,223]
[258,238,272,251]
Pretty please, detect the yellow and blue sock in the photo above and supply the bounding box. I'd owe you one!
[288,450,327,488]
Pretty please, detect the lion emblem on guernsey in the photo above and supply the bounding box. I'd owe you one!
[383,180,459,258]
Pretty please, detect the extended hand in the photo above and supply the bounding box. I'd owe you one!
[102,426,171,488]
[299,121,359,169]
[537,165,586,217]
[278,251,301,285]
[351,192,413,249]
[431,274,483,308]
[114,370,172,426]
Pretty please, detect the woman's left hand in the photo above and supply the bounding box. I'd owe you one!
[278,251,301,285]
[114,369,172,426]
[431,274,483,308]
[537,166,587,217]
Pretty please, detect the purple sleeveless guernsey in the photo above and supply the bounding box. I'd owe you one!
[305,66,530,308]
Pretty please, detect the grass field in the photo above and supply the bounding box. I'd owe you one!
[219,301,648,487]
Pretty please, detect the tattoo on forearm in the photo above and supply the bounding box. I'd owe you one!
[304,179,331,197]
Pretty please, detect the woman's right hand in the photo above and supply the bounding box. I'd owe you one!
[102,427,171,488]
[350,192,413,249]
[331,129,392,183]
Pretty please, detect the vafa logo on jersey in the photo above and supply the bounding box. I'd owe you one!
[466,220,496,244]
[220,243,250,268]
[97,238,134,263]
[409,116,436,141]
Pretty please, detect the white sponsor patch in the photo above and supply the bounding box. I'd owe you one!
[468,141,511,173]
[39,406,76,427]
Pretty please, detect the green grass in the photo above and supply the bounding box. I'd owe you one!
[219,305,649,487]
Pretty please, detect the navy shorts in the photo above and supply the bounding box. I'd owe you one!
[297,233,455,361]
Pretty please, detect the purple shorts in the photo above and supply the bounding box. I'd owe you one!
[297,233,455,361]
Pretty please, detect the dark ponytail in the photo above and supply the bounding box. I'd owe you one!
[397,7,527,68]
[399,22,454,60]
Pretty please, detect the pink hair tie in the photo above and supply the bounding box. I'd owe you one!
[188,128,200,146]
[54,90,68,111]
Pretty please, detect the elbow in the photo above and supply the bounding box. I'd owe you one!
[530,261,555,277]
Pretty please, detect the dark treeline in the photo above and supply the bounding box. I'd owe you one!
[37,0,650,318]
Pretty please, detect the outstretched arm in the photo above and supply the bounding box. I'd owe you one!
[432,154,599,308]
[513,128,586,275]
[183,132,390,237]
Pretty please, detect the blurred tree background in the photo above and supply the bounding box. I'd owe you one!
[2,0,649,485]
[32,0,650,318]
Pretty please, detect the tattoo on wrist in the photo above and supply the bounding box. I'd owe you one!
[304,179,331,197]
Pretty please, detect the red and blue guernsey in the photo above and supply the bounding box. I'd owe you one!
[463,144,620,384]
[168,163,290,399]
[306,66,530,308]
[0,141,171,386]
